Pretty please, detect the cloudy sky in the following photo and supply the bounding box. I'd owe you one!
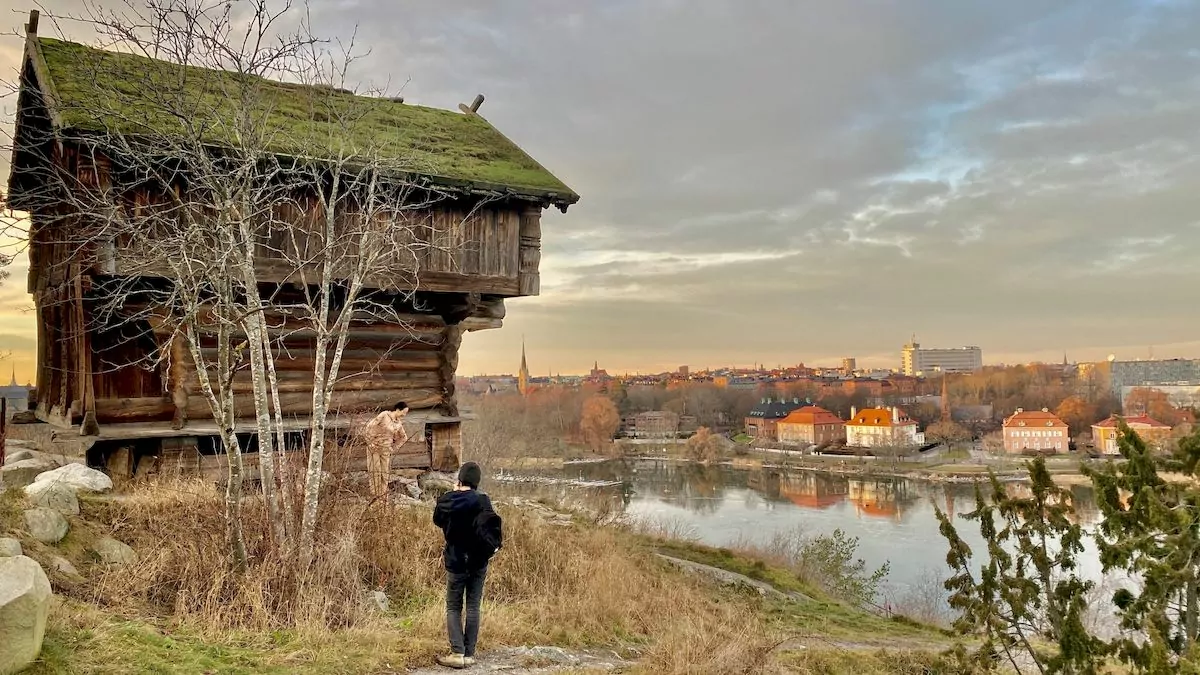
[1,0,1199,381]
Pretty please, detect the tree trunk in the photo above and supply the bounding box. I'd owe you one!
[244,308,286,547]
[189,317,248,573]
[1187,575,1198,647]
[263,333,295,543]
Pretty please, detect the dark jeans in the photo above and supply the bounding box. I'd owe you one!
[446,567,487,657]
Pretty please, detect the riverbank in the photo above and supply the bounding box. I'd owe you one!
[2,479,951,674]
[612,450,1091,487]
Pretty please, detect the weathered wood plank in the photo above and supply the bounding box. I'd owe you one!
[183,369,440,395]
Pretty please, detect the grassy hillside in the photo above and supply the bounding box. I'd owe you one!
[1,482,950,674]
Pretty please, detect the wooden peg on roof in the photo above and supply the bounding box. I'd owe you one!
[27,9,39,35]
[458,94,485,115]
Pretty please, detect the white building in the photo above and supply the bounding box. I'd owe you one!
[901,341,983,376]
[845,406,924,448]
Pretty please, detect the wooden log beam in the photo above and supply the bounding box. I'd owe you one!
[108,261,522,296]
[196,349,441,372]
[183,370,440,395]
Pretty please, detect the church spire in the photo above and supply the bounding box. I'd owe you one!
[518,338,530,396]
[9,366,16,388]
[940,373,950,421]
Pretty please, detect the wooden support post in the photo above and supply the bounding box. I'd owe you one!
[74,271,99,436]
[35,292,47,410]
[26,10,38,35]
[438,325,463,417]
[169,333,190,429]
[518,207,542,296]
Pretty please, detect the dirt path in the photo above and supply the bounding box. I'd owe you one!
[655,553,814,603]
[406,646,631,674]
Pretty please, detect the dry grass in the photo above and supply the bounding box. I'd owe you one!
[35,478,781,671]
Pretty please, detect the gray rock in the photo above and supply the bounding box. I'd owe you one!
[91,537,136,566]
[48,555,82,580]
[0,555,52,674]
[32,463,113,494]
[0,539,21,558]
[23,480,80,516]
[23,508,69,545]
[363,589,389,613]
[391,477,423,500]
[1,458,59,489]
[3,449,36,465]
[417,471,456,498]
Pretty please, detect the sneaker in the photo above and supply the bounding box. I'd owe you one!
[436,653,467,669]
[464,656,476,666]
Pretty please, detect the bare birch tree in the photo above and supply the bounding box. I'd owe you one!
[2,0,467,564]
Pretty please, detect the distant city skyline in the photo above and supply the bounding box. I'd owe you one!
[458,330,1200,378]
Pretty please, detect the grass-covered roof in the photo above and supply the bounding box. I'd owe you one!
[31,37,577,203]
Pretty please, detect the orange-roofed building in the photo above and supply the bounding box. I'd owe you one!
[777,406,846,447]
[845,406,923,448]
[1002,408,1069,454]
[1091,415,1172,455]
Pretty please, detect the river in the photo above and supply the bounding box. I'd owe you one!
[495,458,1117,611]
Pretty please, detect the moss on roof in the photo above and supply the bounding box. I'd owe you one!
[33,37,577,201]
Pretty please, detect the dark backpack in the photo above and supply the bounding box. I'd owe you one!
[471,509,503,565]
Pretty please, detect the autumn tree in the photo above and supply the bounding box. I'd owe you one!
[1124,387,1185,426]
[686,427,724,464]
[579,395,619,452]
[925,420,971,446]
[937,458,1105,673]
[1055,395,1098,437]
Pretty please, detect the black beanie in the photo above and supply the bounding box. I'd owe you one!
[458,462,482,489]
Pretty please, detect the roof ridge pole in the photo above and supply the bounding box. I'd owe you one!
[26,9,38,36]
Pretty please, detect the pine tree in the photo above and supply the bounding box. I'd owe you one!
[1083,422,1200,670]
[937,457,1105,673]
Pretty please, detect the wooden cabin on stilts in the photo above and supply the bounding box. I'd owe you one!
[5,11,578,481]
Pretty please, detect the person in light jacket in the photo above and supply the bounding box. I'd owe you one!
[363,401,408,502]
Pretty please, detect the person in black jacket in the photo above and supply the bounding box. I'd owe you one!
[432,461,501,669]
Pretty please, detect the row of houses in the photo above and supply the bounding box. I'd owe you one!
[750,397,1179,455]
[747,398,925,449]
[1001,408,1174,455]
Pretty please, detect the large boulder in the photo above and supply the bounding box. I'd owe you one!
[0,555,52,674]
[0,458,59,490]
[0,540,20,558]
[23,508,69,545]
[91,537,136,566]
[33,463,113,494]
[23,481,80,516]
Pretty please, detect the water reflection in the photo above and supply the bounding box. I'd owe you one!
[502,459,1108,600]
[552,459,1100,525]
